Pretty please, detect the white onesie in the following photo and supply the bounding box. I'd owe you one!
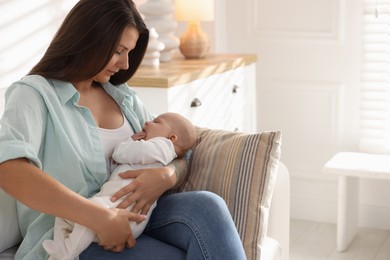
[43,136,176,260]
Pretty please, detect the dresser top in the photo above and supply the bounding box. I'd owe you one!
[127,53,257,88]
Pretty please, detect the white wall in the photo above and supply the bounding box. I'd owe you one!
[215,0,390,230]
[0,0,78,88]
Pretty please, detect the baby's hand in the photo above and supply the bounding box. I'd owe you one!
[132,131,146,141]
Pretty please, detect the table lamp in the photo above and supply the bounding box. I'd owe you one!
[175,0,214,59]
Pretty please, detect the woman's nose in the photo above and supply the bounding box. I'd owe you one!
[119,54,129,70]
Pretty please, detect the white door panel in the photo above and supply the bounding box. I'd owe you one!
[217,0,362,223]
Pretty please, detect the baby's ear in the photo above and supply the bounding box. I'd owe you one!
[169,134,178,143]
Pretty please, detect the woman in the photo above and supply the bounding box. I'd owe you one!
[0,0,246,259]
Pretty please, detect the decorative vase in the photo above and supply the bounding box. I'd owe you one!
[138,0,179,62]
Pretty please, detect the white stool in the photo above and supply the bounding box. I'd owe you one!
[323,152,390,251]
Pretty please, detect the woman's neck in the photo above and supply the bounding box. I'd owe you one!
[72,80,96,92]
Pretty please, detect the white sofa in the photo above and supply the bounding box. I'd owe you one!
[266,162,290,260]
[0,161,290,260]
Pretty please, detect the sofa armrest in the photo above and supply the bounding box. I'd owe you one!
[267,162,290,260]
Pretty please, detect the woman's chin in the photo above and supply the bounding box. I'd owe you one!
[97,77,111,84]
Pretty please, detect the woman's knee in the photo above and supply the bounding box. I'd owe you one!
[154,191,229,220]
[185,191,231,218]
[190,191,226,208]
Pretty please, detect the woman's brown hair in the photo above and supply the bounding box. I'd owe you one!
[29,0,149,85]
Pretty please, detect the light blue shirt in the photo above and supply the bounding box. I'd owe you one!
[0,75,154,259]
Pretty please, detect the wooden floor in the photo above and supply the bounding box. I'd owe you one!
[290,219,390,260]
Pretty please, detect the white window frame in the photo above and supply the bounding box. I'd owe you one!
[360,0,390,153]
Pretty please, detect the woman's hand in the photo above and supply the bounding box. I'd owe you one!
[110,166,176,215]
[94,208,146,252]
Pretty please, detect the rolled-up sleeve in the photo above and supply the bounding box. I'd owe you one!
[0,83,46,168]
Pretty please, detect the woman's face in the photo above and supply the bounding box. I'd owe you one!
[93,26,139,83]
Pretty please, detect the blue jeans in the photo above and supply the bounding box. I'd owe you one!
[79,191,246,260]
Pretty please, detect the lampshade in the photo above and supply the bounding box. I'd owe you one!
[175,0,214,22]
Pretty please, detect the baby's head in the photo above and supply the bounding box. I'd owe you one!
[143,112,197,157]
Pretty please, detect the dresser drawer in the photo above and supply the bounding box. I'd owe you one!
[168,72,229,129]
[128,54,257,133]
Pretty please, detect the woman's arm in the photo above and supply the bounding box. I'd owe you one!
[0,158,145,252]
[167,157,188,190]
[111,157,188,215]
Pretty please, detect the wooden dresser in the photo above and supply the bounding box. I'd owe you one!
[127,53,257,133]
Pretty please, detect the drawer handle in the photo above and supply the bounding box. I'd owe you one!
[190,98,202,107]
[232,85,241,93]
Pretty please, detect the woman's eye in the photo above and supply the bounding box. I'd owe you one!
[115,50,124,55]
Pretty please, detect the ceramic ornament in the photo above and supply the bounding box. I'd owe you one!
[142,28,165,66]
[138,0,179,62]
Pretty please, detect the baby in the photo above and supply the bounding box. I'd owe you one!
[43,112,197,260]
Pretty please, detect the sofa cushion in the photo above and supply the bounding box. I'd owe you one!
[178,128,282,259]
[0,189,21,253]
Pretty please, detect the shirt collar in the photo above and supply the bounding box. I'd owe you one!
[50,79,132,106]
[50,79,79,105]
[50,79,130,109]
[102,82,128,104]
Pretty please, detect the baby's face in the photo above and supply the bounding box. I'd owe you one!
[143,115,173,140]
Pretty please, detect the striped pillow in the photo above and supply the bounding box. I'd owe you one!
[180,128,282,260]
